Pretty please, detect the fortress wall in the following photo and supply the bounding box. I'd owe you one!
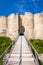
[0,12,43,40]
[34,13,43,39]
[20,12,34,39]
[15,14,18,38]
[0,16,7,36]
[7,14,18,40]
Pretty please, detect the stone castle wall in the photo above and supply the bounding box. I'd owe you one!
[0,12,43,40]
[0,16,7,36]
[7,14,18,40]
[0,14,18,40]
[34,13,43,39]
[20,12,34,39]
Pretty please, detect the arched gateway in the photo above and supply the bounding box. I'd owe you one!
[18,16,25,35]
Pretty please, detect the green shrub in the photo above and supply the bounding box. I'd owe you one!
[0,58,3,65]
[38,59,43,65]
[30,39,43,53]
[0,37,12,56]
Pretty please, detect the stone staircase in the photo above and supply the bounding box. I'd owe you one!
[22,36,36,65]
[5,36,37,65]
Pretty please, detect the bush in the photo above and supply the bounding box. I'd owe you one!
[30,39,43,53]
[38,59,43,65]
[0,37,12,56]
[0,58,3,65]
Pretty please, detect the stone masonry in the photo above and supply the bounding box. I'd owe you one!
[34,13,43,39]
[0,12,43,40]
[7,13,18,40]
[20,12,34,39]
[0,16,7,36]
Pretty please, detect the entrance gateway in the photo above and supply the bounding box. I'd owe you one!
[18,16,25,35]
[19,25,25,35]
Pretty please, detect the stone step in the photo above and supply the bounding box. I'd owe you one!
[6,61,19,65]
[22,51,32,54]
[22,54,33,56]
[8,57,34,62]
[22,61,36,65]
[10,53,33,57]
[22,47,29,49]
[13,47,20,49]
[12,51,20,54]
[12,49,20,51]
[12,50,20,52]
[22,58,34,61]
[22,51,31,53]
[22,56,33,58]
[8,58,20,62]
[10,54,20,57]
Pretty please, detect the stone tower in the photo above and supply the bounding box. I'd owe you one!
[34,13,43,39]
[7,13,18,40]
[20,12,34,39]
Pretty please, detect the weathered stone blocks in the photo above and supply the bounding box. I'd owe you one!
[34,13,43,39]
[0,16,7,36]
[0,12,43,40]
[7,13,18,40]
[20,12,34,39]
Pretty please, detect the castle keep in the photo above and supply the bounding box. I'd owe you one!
[0,12,43,40]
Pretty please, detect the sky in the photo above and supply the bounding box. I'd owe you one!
[0,0,43,16]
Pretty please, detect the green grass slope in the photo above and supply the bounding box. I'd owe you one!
[0,37,12,56]
[30,39,43,54]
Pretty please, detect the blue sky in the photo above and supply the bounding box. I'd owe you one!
[0,0,43,16]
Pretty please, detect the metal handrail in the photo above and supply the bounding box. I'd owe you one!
[24,35,39,65]
[0,42,14,59]
[29,41,43,61]
[29,41,39,65]
[0,41,15,65]
[3,35,19,65]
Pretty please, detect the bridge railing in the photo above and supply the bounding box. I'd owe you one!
[29,41,43,65]
[24,36,40,65]
[29,41,39,65]
[24,35,43,65]
[0,42,14,65]
[0,36,19,65]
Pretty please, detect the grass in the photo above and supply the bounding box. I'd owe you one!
[0,36,12,65]
[30,39,43,65]
[0,36,12,56]
[0,58,3,65]
[30,39,43,54]
[38,59,43,65]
